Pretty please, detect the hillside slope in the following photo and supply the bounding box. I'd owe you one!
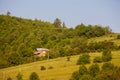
[1,15,116,69]
[0,51,120,80]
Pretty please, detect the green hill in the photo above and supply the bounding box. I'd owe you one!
[0,14,120,80]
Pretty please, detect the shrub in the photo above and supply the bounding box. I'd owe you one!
[102,62,114,71]
[89,63,100,77]
[102,50,112,62]
[67,56,71,61]
[117,35,120,39]
[94,71,113,80]
[40,66,46,70]
[70,71,80,80]
[93,56,102,63]
[77,53,90,65]
[80,75,93,80]
[16,73,22,80]
[79,65,88,75]
[94,70,120,80]
[29,72,40,80]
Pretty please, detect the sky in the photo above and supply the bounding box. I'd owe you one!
[0,0,120,32]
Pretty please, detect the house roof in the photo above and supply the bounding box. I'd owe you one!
[34,48,49,55]
[36,48,49,52]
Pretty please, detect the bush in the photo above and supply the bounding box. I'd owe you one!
[40,66,46,70]
[77,53,90,65]
[70,71,80,80]
[29,72,40,80]
[94,71,113,80]
[117,35,120,39]
[67,56,71,61]
[16,73,22,80]
[102,62,114,71]
[79,65,88,75]
[80,75,93,80]
[102,50,112,62]
[94,69,120,80]
[89,63,100,77]
[93,56,102,63]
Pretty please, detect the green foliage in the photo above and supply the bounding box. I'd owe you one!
[40,66,46,70]
[79,65,88,75]
[117,35,120,39]
[0,59,9,68]
[102,62,114,71]
[29,72,40,80]
[93,56,102,63]
[17,43,33,57]
[8,52,23,66]
[16,73,23,80]
[80,75,93,80]
[71,52,120,80]
[75,24,111,38]
[77,54,90,65]
[102,50,112,62]
[94,71,114,80]
[95,67,120,80]
[53,18,62,28]
[70,71,80,80]
[71,62,120,80]
[71,37,88,53]
[88,41,116,52]
[67,56,71,61]
[0,15,116,68]
[89,63,100,77]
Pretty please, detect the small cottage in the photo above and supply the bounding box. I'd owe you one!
[34,48,49,57]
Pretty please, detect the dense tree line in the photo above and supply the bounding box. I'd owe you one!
[0,14,118,68]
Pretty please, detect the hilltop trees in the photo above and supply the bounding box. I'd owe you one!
[53,18,67,28]
[7,11,11,16]
[53,18,62,28]
[75,24,111,38]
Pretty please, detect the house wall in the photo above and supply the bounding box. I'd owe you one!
[38,51,46,57]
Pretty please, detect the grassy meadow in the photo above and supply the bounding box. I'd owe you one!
[88,33,120,44]
[0,50,120,80]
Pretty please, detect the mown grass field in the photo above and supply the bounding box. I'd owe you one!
[0,50,120,80]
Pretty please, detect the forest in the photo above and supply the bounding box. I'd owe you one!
[0,14,119,69]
